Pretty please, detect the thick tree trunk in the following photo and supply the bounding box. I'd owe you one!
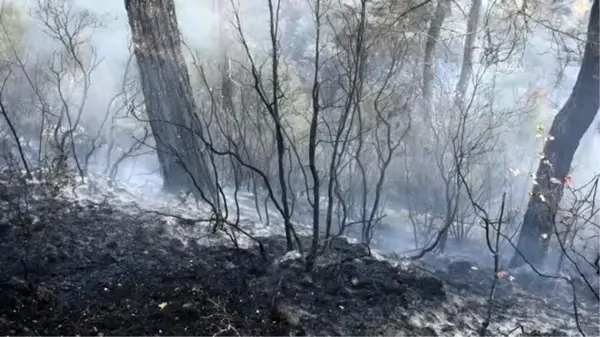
[509,0,599,268]
[124,0,216,200]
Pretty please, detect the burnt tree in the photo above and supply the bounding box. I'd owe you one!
[123,0,216,199]
[509,0,599,268]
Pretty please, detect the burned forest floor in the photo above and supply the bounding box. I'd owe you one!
[0,172,599,336]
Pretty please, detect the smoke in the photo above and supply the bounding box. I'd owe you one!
[2,0,217,181]
[1,0,597,270]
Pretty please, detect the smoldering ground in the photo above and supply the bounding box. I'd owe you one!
[0,0,599,335]
[0,172,598,335]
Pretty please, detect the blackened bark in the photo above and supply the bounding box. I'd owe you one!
[123,0,216,199]
[509,0,599,268]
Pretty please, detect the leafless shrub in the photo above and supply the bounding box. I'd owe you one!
[176,0,423,270]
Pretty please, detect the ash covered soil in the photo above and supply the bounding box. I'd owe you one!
[0,172,598,336]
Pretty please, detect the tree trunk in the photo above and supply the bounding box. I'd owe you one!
[214,0,234,114]
[509,0,599,269]
[453,0,482,108]
[123,0,217,200]
[214,0,240,189]
[438,0,482,253]
[422,0,451,119]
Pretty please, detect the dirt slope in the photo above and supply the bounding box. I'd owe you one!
[0,173,598,336]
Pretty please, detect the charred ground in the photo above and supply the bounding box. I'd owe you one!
[0,173,598,336]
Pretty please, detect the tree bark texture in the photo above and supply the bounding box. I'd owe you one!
[422,0,451,120]
[509,0,599,268]
[123,0,217,199]
[453,0,481,108]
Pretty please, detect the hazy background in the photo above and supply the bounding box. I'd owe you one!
[2,0,598,265]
